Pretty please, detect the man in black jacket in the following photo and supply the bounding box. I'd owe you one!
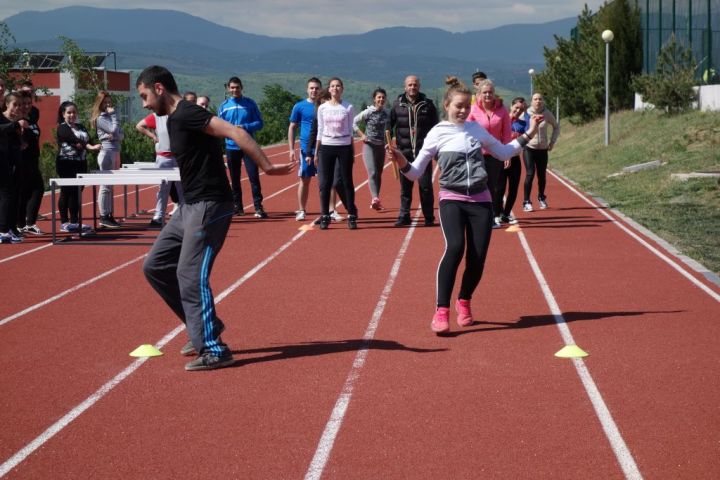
[390,75,439,227]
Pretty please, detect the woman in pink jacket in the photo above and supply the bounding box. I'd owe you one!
[467,80,511,228]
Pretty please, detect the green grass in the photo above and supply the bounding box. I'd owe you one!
[550,109,720,275]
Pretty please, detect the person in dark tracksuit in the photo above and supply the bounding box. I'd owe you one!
[17,91,45,235]
[389,75,439,227]
[136,66,296,371]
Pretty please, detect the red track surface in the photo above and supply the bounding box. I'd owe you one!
[1,141,718,479]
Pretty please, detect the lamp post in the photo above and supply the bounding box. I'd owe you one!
[602,29,614,146]
[528,68,535,98]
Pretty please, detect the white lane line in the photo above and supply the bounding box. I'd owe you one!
[304,165,438,480]
[0,244,53,264]
[0,254,148,328]
[549,170,720,303]
[0,158,372,476]
[516,230,643,480]
[304,216,419,480]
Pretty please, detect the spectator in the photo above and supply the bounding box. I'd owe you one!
[90,91,123,228]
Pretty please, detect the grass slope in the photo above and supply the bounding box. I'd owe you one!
[551,109,720,275]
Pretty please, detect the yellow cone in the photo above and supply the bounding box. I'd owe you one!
[129,344,164,357]
[505,225,521,233]
[299,224,314,232]
[554,344,588,358]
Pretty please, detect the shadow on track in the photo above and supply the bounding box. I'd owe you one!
[438,309,684,337]
[228,339,446,367]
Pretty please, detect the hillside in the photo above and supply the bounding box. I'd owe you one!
[550,110,720,275]
[4,6,576,90]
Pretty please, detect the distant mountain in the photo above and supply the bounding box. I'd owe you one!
[4,6,577,90]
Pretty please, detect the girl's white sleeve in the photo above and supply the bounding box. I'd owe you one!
[403,130,438,181]
[481,126,522,161]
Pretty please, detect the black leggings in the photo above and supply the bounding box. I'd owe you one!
[56,159,87,224]
[319,144,357,216]
[436,200,493,308]
[18,167,44,226]
[523,148,548,202]
[497,156,522,216]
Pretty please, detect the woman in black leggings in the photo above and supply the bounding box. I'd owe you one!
[56,101,101,233]
[522,93,559,212]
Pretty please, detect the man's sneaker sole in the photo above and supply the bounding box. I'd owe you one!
[185,354,235,371]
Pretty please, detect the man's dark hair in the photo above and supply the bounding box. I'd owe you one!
[307,77,322,86]
[511,96,526,105]
[472,71,487,82]
[227,76,243,87]
[19,80,33,88]
[136,65,179,94]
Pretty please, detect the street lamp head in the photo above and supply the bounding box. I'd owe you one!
[602,30,614,43]
[528,68,535,76]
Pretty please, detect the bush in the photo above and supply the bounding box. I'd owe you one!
[632,34,698,114]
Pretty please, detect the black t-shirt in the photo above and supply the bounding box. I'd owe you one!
[167,100,232,204]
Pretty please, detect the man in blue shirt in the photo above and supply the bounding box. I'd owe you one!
[287,77,321,221]
[217,77,267,218]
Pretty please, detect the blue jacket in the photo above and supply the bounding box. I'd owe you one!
[217,96,264,150]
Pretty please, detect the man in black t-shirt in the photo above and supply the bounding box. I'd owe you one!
[136,66,296,371]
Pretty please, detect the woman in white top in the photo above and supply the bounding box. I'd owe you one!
[315,77,357,230]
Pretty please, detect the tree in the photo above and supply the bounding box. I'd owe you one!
[59,36,104,124]
[632,34,698,114]
[255,84,301,146]
[534,0,643,124]
[0,22,35,90]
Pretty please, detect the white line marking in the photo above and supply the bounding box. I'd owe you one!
[0,254,148,328]
[516,230,643,480]
[304,213,420,480]
[304,165,437,480]
[549,170,720,303]
[0,244,53,264]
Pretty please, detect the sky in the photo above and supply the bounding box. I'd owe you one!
[1,1,608,38]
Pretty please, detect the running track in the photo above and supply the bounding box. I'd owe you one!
[1,142,718,479]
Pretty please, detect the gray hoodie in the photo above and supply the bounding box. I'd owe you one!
[95,111,123,151]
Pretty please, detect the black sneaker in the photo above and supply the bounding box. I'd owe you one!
[185,352,235,371]
[394,216,411,227]
[99,215,121,229]
[319,214,331,230]
[254,208,268,219]
[348,214,357,229]
[234,206,245,216]
[424,218,435,227]
[149,218,163,227]
[180,324,226,356]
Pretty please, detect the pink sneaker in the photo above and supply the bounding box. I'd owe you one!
[370,197,384,211]
[431,307,450,333]
[455,299,474,327]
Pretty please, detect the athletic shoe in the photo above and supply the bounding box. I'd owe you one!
[22,224,44,235]
[99,215,121,229]
[233,207,245,216]
[0,231,22,244]
[181,325,226,356]
[80,224,92,232]
[492,217,502,229]
[185,352,235,371]
[254,208,268,219]
[370,197,384,211]
[319,214,331,230]
[295,210,306,221]
[169,204,179,216]
[330,210,344,222]
[313,217,322,225]
[538,197,548,209]
[348,214,358,229]
[501,214,519,225]
[394,215,411,227]
[149,218,163,227]
[60,222,79,233]
[424,218,435,227]
[455,299,474,327]
[431,307,450,333]
[522,201,533,212]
